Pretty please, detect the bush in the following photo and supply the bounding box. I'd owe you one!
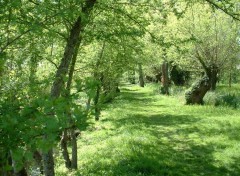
[204,92,239,109]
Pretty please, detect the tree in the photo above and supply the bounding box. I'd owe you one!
[182,3,240,104]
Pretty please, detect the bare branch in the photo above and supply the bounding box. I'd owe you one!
[45,58,59,69]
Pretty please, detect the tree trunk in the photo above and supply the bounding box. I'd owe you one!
[64,37,81,170]
[60,130,71,169]
[185,76,211,105]
[14,168,28,176]
[10,151,28,176]
[33,150,43,175]
[208,64,219,91]
[42,149,55,176]
[70,129,78,169]
[138,64,144,87]
[43,16,82,176]
[161,61,169,95]
[29,56,38,93]
[94,82,101,121]
[42,1,96,175]
[86,98,91,112]
[0,151,13,176]
[229,71,232,88]
[93,42,105,121]
[59,32,81,170]
[229,61,233,88]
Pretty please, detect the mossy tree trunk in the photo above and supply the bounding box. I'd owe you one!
[186,52,219,105]
[185,76,211,105]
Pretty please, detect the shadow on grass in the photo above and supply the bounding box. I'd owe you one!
[72,87,240,176]
[112,113,199,128]
[121,88,139,92]
[119,91,154,102]
[108,140,239,176]
[75,130,240,176]
[102,114,240,175]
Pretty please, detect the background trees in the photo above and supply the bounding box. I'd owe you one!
[0,0,239,175]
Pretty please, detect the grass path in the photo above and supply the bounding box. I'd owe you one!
[57,84,240,176]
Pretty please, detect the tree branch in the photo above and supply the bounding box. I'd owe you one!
[45,58,59,69]
[205,0,240,21]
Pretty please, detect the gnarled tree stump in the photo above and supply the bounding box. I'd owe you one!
[185,76,211,105]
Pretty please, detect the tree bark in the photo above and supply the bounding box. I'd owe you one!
[138,64,144,87]
[229,61,233,88]
[196,52,219,91]
[93,42,105,121]
[161,61,169,95]
[42,1,96,175]
[33,150,43,174]
[10,151,28,176]
[70,129,78,169]
[60,130,71,169]
[94,81,101,121]
[86,98,91,112]
[64,38,81,170]
[42,149,54,176]
[207,64,219,91]
[229,71,232,88]
[185,76,211,105]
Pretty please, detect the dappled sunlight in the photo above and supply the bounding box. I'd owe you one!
[59,85,240,176]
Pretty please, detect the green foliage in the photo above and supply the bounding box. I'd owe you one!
[1,0,240,174]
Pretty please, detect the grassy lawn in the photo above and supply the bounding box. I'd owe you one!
[56,84,240,176]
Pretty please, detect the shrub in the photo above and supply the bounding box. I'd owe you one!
[204,92,239,109]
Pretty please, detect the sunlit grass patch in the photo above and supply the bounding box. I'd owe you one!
[56,83,240,176]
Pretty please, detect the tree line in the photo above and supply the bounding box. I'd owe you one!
[0,0,239,175]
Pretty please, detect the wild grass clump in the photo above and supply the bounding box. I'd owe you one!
[204,85,240,109]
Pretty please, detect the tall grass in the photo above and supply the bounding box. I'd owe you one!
[204,84,240,109]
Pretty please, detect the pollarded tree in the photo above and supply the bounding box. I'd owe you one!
[182,4,240,104]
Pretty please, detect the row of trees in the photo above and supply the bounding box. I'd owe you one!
[138,1,240,103]
[0,0,239,175]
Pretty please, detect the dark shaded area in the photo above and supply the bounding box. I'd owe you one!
[170,64,190,86]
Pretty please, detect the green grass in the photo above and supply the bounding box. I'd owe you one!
[56,84,240,176]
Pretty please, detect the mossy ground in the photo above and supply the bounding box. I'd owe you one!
[56,83,240,176]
